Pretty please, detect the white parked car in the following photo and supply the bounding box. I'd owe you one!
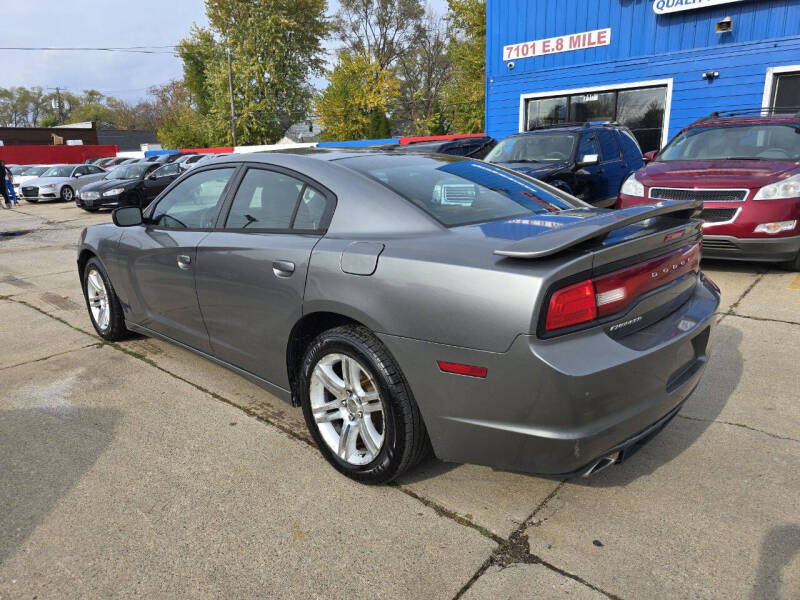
[20,164,107,202]
[11,165,51,196]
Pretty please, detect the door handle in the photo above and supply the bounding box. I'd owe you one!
[177,255,192,270]
[272,260,295,278]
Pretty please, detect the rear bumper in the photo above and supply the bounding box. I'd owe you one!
[702,234,800,262]
[378,275,720,476]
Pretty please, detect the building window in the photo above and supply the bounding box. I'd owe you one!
[525,85,667,152]
[771,72,800,113]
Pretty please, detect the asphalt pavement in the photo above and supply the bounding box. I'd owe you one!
[1,201,798,599]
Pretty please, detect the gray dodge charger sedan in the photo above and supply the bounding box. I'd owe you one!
[77,150,720,483]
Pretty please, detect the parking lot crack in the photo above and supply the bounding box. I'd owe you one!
[452,481,623,600]
[3,296,95,339]
[0,342,101,372]
[677,414,800,444]
[717,311,800,328]
[718,270,767,324]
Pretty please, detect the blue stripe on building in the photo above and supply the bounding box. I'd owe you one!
[485,0,800,152]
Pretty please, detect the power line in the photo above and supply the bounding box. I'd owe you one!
[0,46,177,55]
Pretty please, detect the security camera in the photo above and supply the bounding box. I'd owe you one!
[507,61,515,70]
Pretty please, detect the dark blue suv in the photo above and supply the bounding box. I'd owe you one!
[485,123,644,207]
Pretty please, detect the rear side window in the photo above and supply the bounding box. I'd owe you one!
[596,130,621,161]
[293,186,329,231]
[224,168,332,231]
[340,155,579,228]
[618,130,643,158]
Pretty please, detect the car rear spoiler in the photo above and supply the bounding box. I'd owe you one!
[494,200,702,259]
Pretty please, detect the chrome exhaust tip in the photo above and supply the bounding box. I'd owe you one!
[582,451,622,477]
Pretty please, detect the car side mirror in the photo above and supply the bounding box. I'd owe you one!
[148,173,158,180]
[577,154,599,167]
[643,150,658,163]
[112,206,143,227]
[73,173,82,178]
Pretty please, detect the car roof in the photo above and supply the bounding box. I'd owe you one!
[688,114,800,128]
[513,123,629,137]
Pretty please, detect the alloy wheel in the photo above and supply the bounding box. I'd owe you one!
[86,267,110,330]
[309,353,385,466]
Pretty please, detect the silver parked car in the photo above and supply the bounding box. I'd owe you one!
[77,150,720,483]
[21,163,106,202]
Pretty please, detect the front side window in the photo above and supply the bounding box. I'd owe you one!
[658,124,800,161]
[577,134,600,160]
[341,155,579,228]
[150,167,235,229]
[485,134,577,164]
[225,169,305,230]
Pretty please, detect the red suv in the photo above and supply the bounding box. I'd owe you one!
[617,113,800,270]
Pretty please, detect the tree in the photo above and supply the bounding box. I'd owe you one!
[173,0,329,146]
[332,0,424,70]
[442,0,485,133]
[395,13,452,135]
[149,80,217,148]
[316,52,399,141]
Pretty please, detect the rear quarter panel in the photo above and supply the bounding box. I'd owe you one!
[305,234,594,352]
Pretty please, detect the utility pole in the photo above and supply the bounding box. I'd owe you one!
[47,87,66,124]
[227,48,237,147]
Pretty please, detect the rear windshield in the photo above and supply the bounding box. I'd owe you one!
[22,166,49,176]
[339,154,579,227]
[658,123,800,161]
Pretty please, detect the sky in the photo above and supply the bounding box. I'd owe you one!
[0,0,448,104]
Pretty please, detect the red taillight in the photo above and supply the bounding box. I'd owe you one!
[544,242,701,333]
[594,243,700,317]
[437,361,488,378]
[545,279,598,331]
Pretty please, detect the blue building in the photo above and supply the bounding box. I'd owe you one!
[485,0,800,152]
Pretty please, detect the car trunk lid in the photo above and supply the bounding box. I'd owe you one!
[492,200,705,338]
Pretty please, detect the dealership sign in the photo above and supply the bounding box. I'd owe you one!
[503,28,611,62]
[653,0,745,14]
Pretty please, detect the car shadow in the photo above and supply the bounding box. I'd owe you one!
[751,523,800,600]
[567,322,743,487]
[0,407,121,565]
[701,258,770,275]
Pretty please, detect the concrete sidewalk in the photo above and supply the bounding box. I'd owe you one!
[1,202,798,599]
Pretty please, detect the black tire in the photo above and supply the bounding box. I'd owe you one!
[60,186,74,202]
[81,257,131,341]
[780,252,800,272]
[299,325,430,484]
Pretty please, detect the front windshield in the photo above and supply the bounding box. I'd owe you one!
[9,166,27,175]
[105,164,151,180]
[22,166,49,176]
[658,123,800,161]
[41,166,74,178]
[340,154,579,228]
[485,134,577,163]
